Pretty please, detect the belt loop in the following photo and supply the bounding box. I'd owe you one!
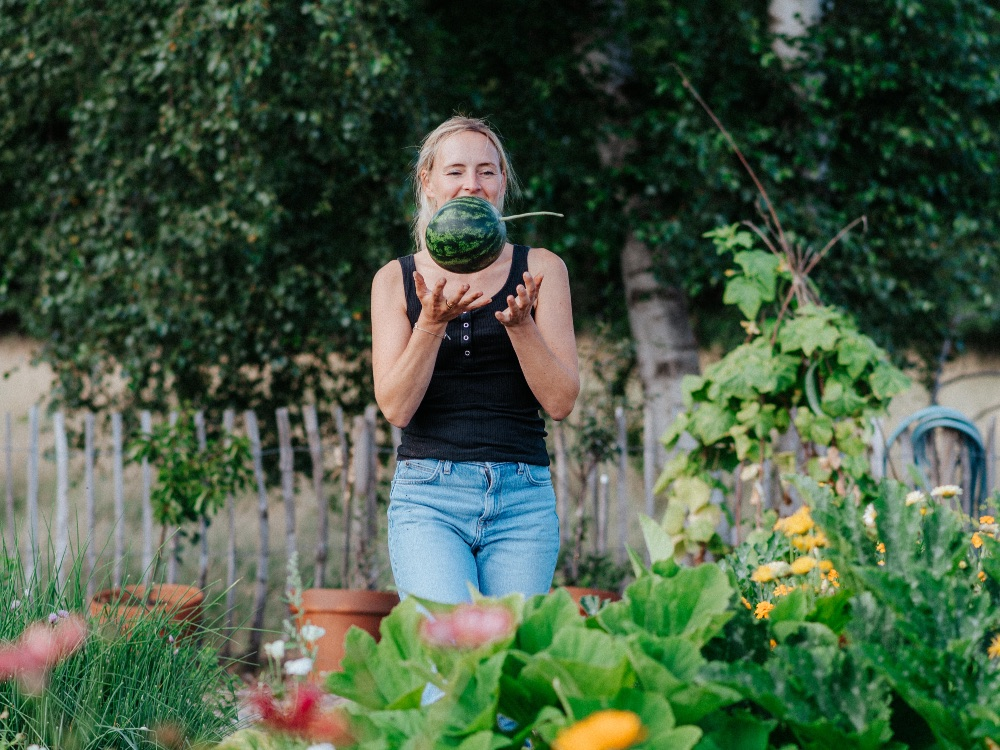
[443,460,452,474]
[517,462,525,475]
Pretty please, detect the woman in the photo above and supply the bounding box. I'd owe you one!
[371,116,580,604]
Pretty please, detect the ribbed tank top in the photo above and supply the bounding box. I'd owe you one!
[397,245,549,465]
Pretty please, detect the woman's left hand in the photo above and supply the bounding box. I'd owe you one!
[496,272,543,327]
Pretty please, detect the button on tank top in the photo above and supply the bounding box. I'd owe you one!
[397,245,549,465]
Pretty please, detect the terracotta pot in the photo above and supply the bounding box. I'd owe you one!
[89,583,204,637]
[557,585,621,615]
[295,588,399,675]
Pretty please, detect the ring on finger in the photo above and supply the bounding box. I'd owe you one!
[445,299,455,309]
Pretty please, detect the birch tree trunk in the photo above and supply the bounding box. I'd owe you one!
[620,234,701,476]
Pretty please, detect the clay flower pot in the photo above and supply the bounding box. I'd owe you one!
[89,583,204,637]
[294,588,399,674]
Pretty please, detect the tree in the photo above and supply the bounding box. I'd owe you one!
[0,0,415,415]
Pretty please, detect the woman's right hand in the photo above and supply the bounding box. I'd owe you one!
[413,271,492,323]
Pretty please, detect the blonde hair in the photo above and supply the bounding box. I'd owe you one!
[411,116,519,251]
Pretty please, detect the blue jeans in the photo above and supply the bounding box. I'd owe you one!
[387,459,560,604]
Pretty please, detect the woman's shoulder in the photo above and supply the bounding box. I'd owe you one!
[372,256,407,291]
[525,246,568,276]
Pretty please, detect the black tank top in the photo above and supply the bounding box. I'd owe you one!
[396,245,549,465]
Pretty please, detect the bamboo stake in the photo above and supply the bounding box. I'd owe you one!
[26,405,39,582]
[140,410,154,580]
[53,411,69,584]
[112,412,125,587]
[195,411,209,590]
[4,412,14,552]
[303,404,328,588]
[244,409,269,663]
[334,405,351,586]
[615,406,629,563]
[222,409,237,657]
[84,412,96,600]
[276,407,297,564]
[597,472,609,556]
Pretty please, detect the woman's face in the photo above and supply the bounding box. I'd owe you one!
[421,130,505,211]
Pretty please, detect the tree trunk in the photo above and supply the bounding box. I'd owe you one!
[620,234,701,476]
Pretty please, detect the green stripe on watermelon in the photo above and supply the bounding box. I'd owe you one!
[425,196,563,274]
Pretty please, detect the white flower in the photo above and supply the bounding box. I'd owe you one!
[284,657,314,676]
[27,745,48,750]
[10,600,20,611]
[863,503,877,530]
[263,640,285,661]
[931,485,962,499]
[905,490,926,506]
[306,744,336,750]
[299,624,326,644]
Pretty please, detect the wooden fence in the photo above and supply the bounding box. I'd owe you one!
[1,403,643,656]
[2,402,997,657]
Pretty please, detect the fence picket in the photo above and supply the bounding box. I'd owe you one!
[303,404,328,588]
[222,409,237,657]
[553,421,568,548]
[112,412,125,587]
[276,407,297,564]
[4,412,13,552]
[244,409,269,664]
[54,411,69,584]
[140,411,154,580]
[26,405,39,580]
[84,411,96,599]
[615,406,629,563]
[334,405,351,586]
[195,411,210,590]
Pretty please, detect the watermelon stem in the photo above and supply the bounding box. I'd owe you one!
[500,211,564,222]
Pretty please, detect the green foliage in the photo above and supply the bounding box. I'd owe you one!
[0,544,241,749]
[0,0,415,414]
[624,0,1000,365]
[129,411,254,530]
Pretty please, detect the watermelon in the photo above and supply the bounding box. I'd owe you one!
[425,196,563,273]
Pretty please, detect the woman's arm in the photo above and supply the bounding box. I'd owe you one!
[498,248,580,421]
[371,261,490,428]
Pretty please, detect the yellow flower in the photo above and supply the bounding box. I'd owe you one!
[932,485,962,500]
[750,565,776,583]
[769,638,777,649]
[741,596,752,610]
[773,584,795,598]
[920,506,928,516]
[989,635,1000,660]
[792,531,829,552]
[973,533,984,549]
[980,571,988,582]
[790,556,817,575]
[959,560,968,569]
[876,542,886,554]
[552,710,646,750]
[774,506,814,537]
[819,560,834,572]
[755,601,775,620]
[980,516,995,525]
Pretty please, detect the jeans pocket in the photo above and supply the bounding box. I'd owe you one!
[521,463,552,487]
[393,458,442,485]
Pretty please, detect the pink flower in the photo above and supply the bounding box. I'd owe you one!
[420,603,515,649]
[250,683,352,745]
[0,613,88,694]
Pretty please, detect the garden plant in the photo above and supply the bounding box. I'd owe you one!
[0,544,242,749]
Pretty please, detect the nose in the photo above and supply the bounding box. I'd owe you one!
[462,173,482,194]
